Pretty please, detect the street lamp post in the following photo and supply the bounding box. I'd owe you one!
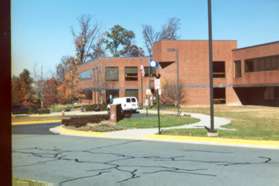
[167,48,180,116]
[207,0,216,134]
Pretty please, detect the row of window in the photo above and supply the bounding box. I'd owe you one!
[107,62,227,80]
[81,56,279,81]
[80,66,156,81]
[235,55,279,78]
[245,55,279,72]
[106,66,156,81]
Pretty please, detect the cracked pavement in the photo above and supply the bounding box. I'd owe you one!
[13,133,279,186]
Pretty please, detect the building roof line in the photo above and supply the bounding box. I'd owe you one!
[233,41,279,51]
[153,39,237,45]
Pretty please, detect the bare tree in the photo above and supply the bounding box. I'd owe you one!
[72,15,103,64]
[161,80,184,106]
[142,17,181,57]
[142,25,160,57]
[159,17,181,40]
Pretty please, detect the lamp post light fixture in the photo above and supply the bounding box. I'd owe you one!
[167,48,180,116]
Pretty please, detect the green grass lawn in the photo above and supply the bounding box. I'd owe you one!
[160,105,279,140]
[117,114,199,128]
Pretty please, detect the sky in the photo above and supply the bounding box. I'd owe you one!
[12,0,279,77]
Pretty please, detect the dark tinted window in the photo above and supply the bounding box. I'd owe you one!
[105,67,119,81]
[234,60,242,78]
[125,67,138,81]
[213,61,225,78]
[245,55,279,72]
[144,67,156,77]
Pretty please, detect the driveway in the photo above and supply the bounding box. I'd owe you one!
[12,123,61,135]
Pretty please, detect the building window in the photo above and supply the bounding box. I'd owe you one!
[245,55,279,72]
[213,61,225,78]
[125,89,138,99]
[213,88,226,104]
[125,67,138,81]
[234,60,242,78]
[144,67,156,77]
[79,70,92,80]
[105,67,119,81]
[245,60,254,72]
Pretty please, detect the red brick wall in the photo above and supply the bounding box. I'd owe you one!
[153,40,239,106]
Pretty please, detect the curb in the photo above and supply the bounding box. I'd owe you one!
[12,120,61,125]
[51,126,279,150]
[145,134,279,149]
[50,126,105,137]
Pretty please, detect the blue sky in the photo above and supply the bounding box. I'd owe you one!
[12,0,279,77]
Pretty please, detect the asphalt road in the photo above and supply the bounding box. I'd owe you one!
[12,124,279,186]
[12,123,61,135]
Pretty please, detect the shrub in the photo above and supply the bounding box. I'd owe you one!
[89,123,124,132]
[12,106,29,114]
[36,108,50,114]
[81,105,96,112]
[12,105,40,114]
[49,104,68,112]
[49,104,82,112]
[81,104,107,112]
[64,106,72,112]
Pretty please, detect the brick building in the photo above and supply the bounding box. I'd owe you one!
[77,57,150,105]
[76,40,279,107]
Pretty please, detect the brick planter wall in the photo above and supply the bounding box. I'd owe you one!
[62,114,109,127]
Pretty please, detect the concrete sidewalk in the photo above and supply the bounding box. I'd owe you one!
[51,110,231,138]
[50,125,279,149]
[49,110,279,149]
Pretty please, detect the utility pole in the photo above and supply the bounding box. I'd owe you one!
[157,88,161,134]
[40,64,44,108]
[154,73,161,134]
[140,65,144,108]
[207,0,216,134]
